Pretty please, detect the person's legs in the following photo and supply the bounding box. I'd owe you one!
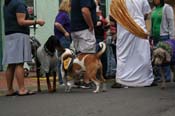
[164,65,171,82]
[72,29,96,53]
[6,64,16,95]
[153,65,171,82]
[111,44,117,63]
[71,32,80,53]
[96,37,101,51]
[15,63,27,94]
[58,59,63,85]
[101,52,107,78]
[57,37,71,85]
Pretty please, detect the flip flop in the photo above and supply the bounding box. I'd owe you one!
[18,91,36,96]
[5,91,18,96]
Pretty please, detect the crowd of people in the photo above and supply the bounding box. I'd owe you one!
[2,0,175,96]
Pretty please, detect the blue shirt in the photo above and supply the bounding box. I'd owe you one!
[54,11,71,39]
[3,0,30,35]
[71,0,96,32]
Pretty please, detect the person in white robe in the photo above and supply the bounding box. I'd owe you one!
[110,0,154,87]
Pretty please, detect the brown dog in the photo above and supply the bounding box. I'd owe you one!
[152,41,175,89]
[36,35,65,92]
[61,42,107,93]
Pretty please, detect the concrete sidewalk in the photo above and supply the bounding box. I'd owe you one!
[0,71,47,96]
[0,71,115,96]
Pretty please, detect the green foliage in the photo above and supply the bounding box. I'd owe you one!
[156,41,172,54]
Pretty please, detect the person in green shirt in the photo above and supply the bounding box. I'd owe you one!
[151,0,175,44]
[150,0,175,82]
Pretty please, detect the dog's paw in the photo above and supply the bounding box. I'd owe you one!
[93,90,100,93]
[48,89,56,93]
[65,89,71,93]
[65,88,68,92]
[161,83,166,90]
[65,88,71,93]
[161,86,166,90]
[37,89,41,92]
[101,89,107,92]
[53,89,56,92]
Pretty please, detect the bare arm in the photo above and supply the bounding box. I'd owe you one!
[54,22,69,37]
[16,13,45,26]
[81,7,94,31]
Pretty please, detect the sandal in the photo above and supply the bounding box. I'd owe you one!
[6,91,18,96]
[18,91,36,96]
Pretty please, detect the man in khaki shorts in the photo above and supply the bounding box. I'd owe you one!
[71,0,97,53]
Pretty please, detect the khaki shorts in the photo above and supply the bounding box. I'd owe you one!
[71,29,96,53]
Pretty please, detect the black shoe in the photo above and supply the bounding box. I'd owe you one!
[145,81,158,87]
[80,83,93,89]
[166,80,171,82]
[111,82,123,88]
[151,82,158,86]
[157,79,171,83]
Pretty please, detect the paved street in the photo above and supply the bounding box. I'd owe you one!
[0,71,175,116]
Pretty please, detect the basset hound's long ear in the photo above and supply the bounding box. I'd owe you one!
[152,48,159,63]
[164,51,171,62]
[151,51,155,63]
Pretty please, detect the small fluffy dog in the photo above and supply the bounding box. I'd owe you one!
[152,39,175,89]
[61,42,107,93]
[36,35,65,92]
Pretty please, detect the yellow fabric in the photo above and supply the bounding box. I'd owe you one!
[63,57,72,70]
[110,0,148,39]
[67,76,73,81]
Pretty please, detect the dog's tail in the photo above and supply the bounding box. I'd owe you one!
[96,42,106,58]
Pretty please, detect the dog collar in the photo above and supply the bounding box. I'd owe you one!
[44,45,55,56]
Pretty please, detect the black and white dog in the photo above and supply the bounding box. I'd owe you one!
[36,35,65,92]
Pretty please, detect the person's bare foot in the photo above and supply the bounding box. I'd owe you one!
[18,90,36,96]
[6,90,18,96]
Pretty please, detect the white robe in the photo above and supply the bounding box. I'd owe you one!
[115,0,154,87]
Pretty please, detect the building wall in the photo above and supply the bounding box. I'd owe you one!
[106,0,111,16]
[0,0,59,44]
[0,0,4,71]
[31,0,59,44]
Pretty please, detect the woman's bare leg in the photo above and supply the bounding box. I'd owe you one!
[15,63,27,94]
[6,64,16,94]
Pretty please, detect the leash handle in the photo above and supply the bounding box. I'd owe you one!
[33,0,37,37]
